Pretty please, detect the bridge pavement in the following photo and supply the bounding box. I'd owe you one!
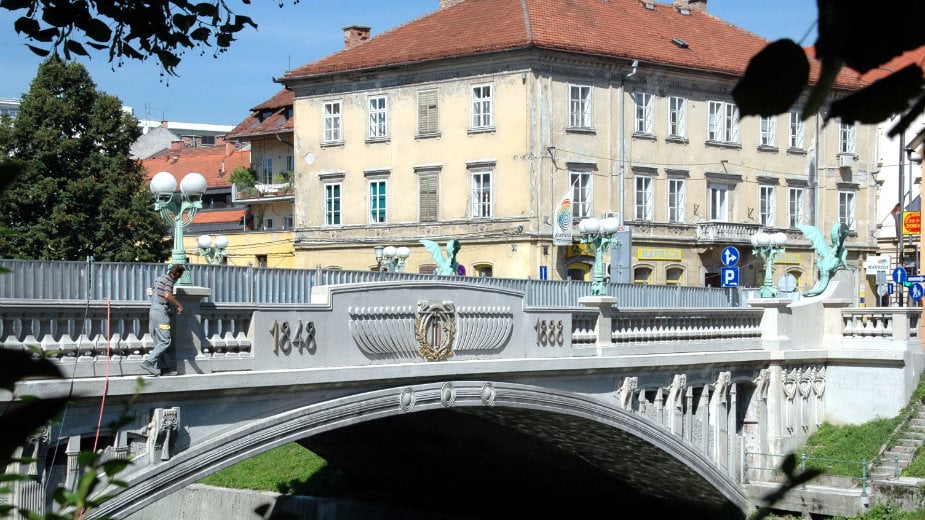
[1,274,923,518]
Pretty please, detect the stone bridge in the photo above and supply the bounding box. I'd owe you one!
[1,275,922,518]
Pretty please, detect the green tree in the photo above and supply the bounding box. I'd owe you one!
[0,56,170,262]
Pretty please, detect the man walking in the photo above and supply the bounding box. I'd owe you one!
[142,264,185,376]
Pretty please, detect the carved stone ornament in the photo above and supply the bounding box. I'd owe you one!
[415,301,457,361]
[615,376,638,410]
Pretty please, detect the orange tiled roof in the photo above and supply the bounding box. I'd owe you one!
[142,142,251,189]
[191,208,245,225]
[282,0,864,91]
[227,88,295,140]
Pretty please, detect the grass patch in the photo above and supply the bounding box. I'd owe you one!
[800,418,900,477]
[200,442,350,497]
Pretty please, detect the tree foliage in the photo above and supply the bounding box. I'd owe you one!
[0,56,170,262]
[0,0,276,75]
[733,0,925,138]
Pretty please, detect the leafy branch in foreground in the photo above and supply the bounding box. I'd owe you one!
[0,0,302,75]
[733,0,925,138]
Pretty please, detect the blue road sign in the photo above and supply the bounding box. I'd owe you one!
[721,246,740,267]
[911,282,924,302]
[908,275,925,283]
[721,267,739,287]
[893,267,908,284]
[889,282,895,295]
[539,265,548,280]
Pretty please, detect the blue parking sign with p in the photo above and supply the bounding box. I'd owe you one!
[721,267,739,287]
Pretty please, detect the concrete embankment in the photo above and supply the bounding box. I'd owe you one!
[127,484,473,519]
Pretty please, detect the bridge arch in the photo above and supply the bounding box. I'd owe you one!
[89,381,747,519]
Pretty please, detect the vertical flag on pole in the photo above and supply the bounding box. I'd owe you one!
[552,182,574,246]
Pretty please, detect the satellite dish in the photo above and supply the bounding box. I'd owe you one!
[777,273,797,292]
[304,152,316,165]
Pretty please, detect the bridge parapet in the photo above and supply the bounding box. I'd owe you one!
[0,283,919,380]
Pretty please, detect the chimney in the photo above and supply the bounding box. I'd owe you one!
[343,25,371,49]
[439,0,465,8]
[170,141,184,151]
[673,0,707,12]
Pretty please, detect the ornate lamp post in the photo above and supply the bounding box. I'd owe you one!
[751,230,787,298]
[374,245,410,272]
[198,234,229,265]
[150,171,207,285]
[578,216,621,296]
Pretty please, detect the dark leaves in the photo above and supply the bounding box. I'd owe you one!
[830,64,925,125]
[0,348,63,392]
[733,39,809,117]
[815,0,925,75]
[733,0,925,134]
[2,0,268,75]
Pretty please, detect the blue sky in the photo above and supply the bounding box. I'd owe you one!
[0,0,818,126]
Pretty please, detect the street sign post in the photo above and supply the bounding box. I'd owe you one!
[911,282,924,302]
[721,267,739,287]
[721,246,739,267]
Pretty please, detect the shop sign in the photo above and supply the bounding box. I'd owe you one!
[637,248,682,261]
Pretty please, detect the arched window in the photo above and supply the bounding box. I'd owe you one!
[634,266,652,285]
[473,263,494,277]
[666,266,684,285]
[568,264,589,282]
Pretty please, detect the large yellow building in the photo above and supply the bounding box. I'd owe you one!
[278,0,878,291]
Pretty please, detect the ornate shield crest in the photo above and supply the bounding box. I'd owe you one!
[415,301,456,361]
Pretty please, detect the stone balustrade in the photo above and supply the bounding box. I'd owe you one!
[841,308,921,340]
[0,288,919,380]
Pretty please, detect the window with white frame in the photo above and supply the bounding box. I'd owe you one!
[759,116,776,147]
[759,185,775,226]
[368,95,388,139]
[418,89,439,135]
[569,85,592,128]
[471,85,493,129]
[261,157,273,184]
[634,91,654,134]
[789,111,804,149]
[668,96,686,138]
[324,183,341,226]
[839,190,856,230]
[323,101,342,143]
[668,178,685,222]
[470,168,492,218]
[788,187,804,228]
[369,179,387,224]
[570,169,592,219]
[707,101,739,143]
[839,120,857,154]
[710,184,729,220]
[635,176,653,221]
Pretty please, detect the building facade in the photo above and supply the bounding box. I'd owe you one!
[279,0,878,292]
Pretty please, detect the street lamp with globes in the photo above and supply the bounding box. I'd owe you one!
[198,234,229,265]
[578,216,621,296]
[751,230,787,298]
[374,245,411,272]
[149,171,207,285]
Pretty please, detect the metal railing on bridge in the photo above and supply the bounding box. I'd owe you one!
[0,258,741,308]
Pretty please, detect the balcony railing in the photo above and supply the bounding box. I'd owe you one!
[697,221,763,243]
[231,182,294,203]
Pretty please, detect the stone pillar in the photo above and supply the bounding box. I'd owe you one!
[173,285,211,374]
[576,295,617,355]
